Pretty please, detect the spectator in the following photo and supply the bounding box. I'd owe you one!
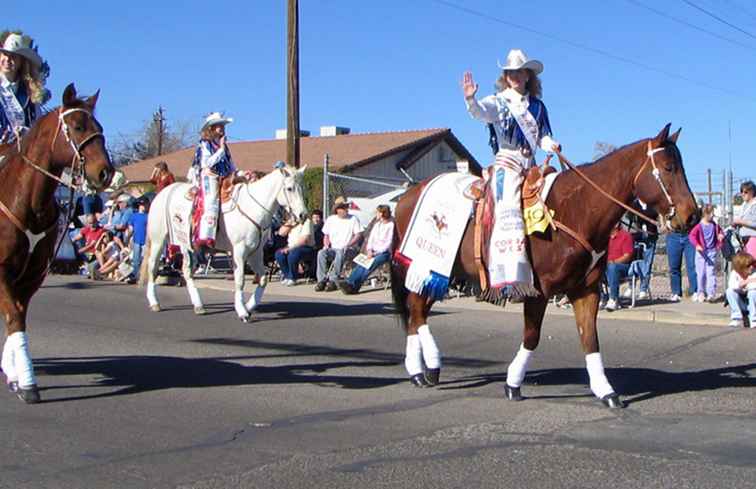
[73,214,105,257]
[92,231,124,280]
[99,199,115,228]
[126,200,149,284]
[274,216,315,286]
[733,180,756,257]
[80,182,103,218]
[314,198,362,292]
[604,221,634,311]
[150,161,176,193]
[311,209,324,251]
[627,200,658,300]
[338,205,395,294]
[688,204,724,302]
[110,194,133,243]
[666,226,698,303]
[725,252,756,328]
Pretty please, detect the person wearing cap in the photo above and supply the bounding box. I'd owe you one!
[0,30,50,143]
[314,197,362,291]
[191,112,237,249]
[461,48,560,295]
[109,193,133,243]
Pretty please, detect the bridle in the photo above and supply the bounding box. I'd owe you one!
[632,142,677,225]
[17,106,105,191]
[241,168,302,224]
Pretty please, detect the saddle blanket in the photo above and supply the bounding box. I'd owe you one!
[399,172,480,298]
[165,183,194,249]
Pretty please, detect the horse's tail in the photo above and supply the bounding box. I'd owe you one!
[137,234,151,287]
[390,229,410,333]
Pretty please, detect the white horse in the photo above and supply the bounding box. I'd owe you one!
[140,165,308,322]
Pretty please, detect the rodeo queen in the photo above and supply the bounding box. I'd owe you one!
[0,30,50,143]
[461,48,560,298]
[191,112,237,249]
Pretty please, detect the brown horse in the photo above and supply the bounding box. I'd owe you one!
[390,124,698,408]
[0,84,113,404]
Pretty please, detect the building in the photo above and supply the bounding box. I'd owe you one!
[119,127,482,197]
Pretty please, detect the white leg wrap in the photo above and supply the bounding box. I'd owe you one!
[187,284,203,308]
[506,343,534,388]
[404,334,423,376]
[8,332,35,388]
[234,290,248,318]
[246,284,266,312]
[146,282,158,307]
[417,325,441,369]
[586,352,614,399]
[2,336,17,382]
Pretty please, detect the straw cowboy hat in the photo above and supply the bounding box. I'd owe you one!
[498,49,543,75]
[201,112,233,131]
[0,33,43,69]
[332,196,349,211]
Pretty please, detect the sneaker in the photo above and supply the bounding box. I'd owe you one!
[669,294,681,303]
[621,287,633,299]
[325,281,338,292]
[599,301,607,310]
[605,299,620,311]
[314,281,327,292]
[637,290,650,301]
[338,280,357,295]
[729,319,743,328]
[285,279,297,287]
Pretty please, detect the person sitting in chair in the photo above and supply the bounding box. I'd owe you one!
[604,221,634,311]
[275,216,315,286]
[314,198,361,292]
[725,252,756,328]
[338,205,394,294]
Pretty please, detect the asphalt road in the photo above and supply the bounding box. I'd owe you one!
[1,275,754,489]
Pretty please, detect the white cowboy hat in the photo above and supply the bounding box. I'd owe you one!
[201,112,234,131]
[0,33,43,69]
[497,49,543,75]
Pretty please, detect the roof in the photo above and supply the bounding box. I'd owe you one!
[119,128,482,182]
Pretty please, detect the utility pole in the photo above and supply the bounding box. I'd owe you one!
[287,0,301,169]
[707,169,712,205]
[154,106,165,156]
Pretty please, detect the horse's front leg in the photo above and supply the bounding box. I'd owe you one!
[182,247,206,315]
[0,270,39,404]
[404,293,441,387]
[568,285,623,408]
[504,296,547,401]
[231,244,252,322]
[244,247,268,315]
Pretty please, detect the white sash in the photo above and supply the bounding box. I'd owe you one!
[504,95,539,154]
[0,84,27,135]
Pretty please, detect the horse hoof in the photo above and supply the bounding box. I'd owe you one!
[194,306,207,315]
[16,385,40,404]
[149,304,161,312]
[409,374,430,388]
[239,315,251,323]
[601,393,625,409]
[424,368,441,386]
[504,384,523,401]
[7,381,18,393]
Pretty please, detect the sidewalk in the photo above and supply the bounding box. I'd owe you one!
[192,275,736,328]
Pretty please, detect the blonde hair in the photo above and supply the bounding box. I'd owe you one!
[0,31,50,106]
[495,69,542,99]
[732,252,756,279]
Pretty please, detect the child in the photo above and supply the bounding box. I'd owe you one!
[688,204,724,302]
[461,49,560,296]
[725,252,756,328]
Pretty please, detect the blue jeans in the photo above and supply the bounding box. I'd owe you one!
[606,262,630,301]
[666,232,697,296]
[346,251,391,291]
[131,242,144,279]
[275,246,314,280]
[726,288,756,320]
[638,237,657,293]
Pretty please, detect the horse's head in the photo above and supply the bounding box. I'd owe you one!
[52,83,114,190]
[275,164,309,223]
[633,123,699,233]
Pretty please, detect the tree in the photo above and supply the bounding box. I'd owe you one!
[109,108,196,166]
[593,141,617,160]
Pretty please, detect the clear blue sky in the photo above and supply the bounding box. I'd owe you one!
[8,0,756,196]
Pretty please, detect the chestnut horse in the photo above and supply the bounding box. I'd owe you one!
[391,124,698,408]
[0,84,113,404]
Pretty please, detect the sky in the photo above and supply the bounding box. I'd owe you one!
[8,0,756,199]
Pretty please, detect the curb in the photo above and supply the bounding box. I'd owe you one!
[191,277,734,328]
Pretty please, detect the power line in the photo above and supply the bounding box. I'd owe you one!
[721,0,756,24]
[681,0,756,40]
[428,0,751,100]
[625,0,756,52]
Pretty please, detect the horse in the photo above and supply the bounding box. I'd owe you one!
[140,165,309,322]
[0,84,114,404]
[390,124,699,408]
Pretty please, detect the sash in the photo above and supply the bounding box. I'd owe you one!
[0,84,27,136]
[504,95,539,154]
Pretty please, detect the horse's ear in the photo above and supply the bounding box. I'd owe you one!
[654,123,672,143]
[62,83,78,107]
[84,89,101,109]
[299,164,307,173]
[669,127,682,144]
